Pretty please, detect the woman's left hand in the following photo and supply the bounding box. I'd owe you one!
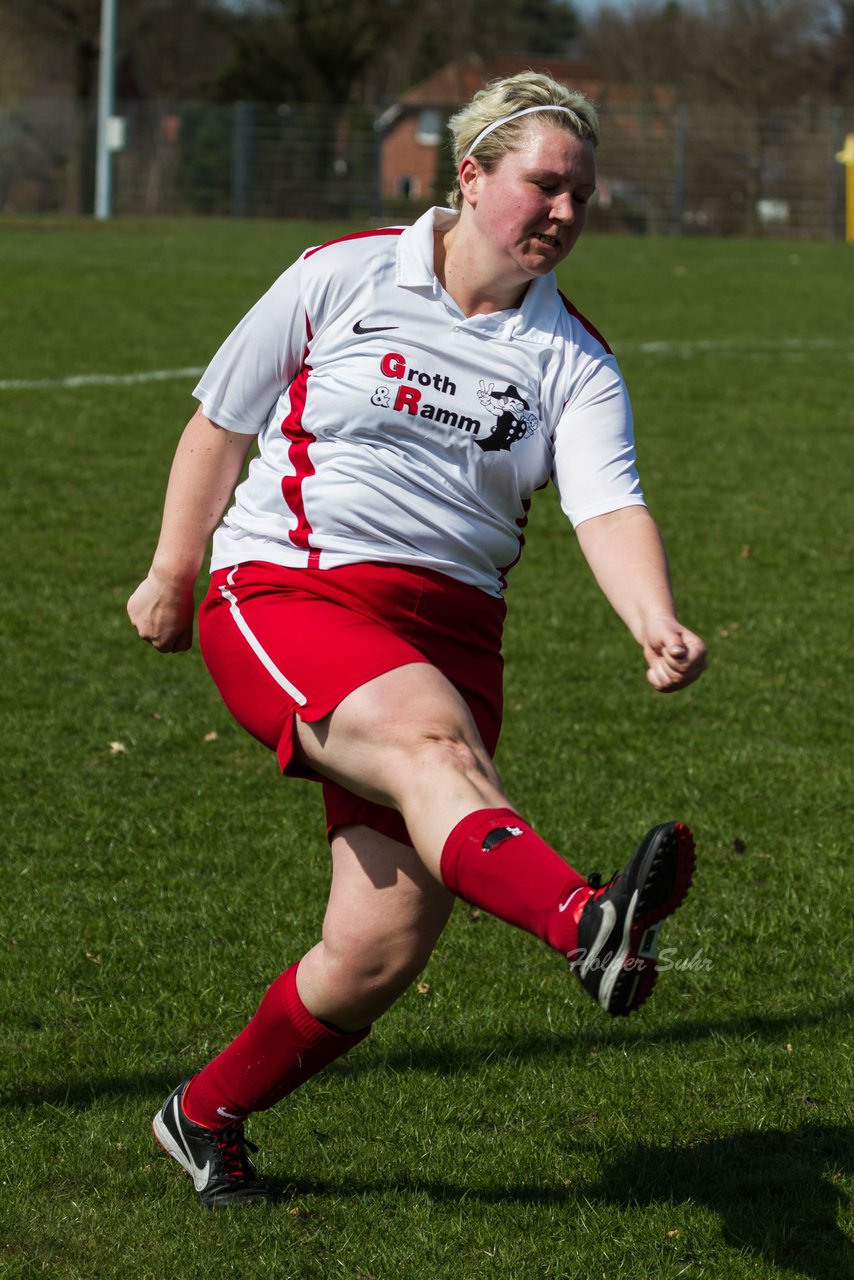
[642,617,708,693]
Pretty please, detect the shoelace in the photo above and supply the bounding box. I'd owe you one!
[588,869,620,891]
[216,1127,259,1183]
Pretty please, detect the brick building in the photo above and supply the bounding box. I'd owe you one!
[377,54,609,205]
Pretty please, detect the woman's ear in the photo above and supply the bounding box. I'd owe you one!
[458,156,479,206]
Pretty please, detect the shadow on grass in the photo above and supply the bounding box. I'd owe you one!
[585,1124,854,1280]
[3,994,854,1110]
[257,1125,854,1280]
[363,994,854,1078]
[266,1125,853,1280]
[4,1059,852,1275]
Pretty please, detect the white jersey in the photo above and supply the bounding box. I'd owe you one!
[196,206,645,598]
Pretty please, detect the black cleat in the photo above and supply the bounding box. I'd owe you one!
[152,1079,268,1208]
[571,822,696,1017]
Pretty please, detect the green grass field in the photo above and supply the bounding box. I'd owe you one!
[1,215,852,1279]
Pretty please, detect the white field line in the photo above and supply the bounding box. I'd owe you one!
[0,366,203,391]
[0,335,852,392]
[618,336,853,356]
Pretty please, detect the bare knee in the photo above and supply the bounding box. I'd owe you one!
[418,727,483,776]
[321,920,434,1007]
[295,824,455,1030]
[296,665,502,809]
[329,717,500,821]
[306,895,451,1025]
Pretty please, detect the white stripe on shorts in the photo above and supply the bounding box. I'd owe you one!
[219,572,308,707]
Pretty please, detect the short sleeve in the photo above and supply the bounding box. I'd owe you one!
[551,355,646,527]
[193,256,309,435]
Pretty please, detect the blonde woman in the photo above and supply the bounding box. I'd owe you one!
[129,71,707,1207]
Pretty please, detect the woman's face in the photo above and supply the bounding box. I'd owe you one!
[460,123,597,284]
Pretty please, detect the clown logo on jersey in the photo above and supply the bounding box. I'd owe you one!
[373,352,541,451]
[475,381,541,452]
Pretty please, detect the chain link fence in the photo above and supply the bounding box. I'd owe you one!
[1,96,851,238]
[594,101,852,240]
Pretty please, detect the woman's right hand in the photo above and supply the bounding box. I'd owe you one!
[126,409,254,656]
[127,570,196,653]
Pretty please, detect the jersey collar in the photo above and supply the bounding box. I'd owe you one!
[396,206,559,344]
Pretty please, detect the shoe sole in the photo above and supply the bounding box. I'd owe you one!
[152,1110,201,1186]
[601,822,695,1017]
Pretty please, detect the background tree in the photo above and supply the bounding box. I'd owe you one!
[0,0,239,209]
[212,0,579,105]
[3,0,847,220]
[578,0,839,107]
[818,0,854,102]
[0,0,238,103]
[578,0,843,233]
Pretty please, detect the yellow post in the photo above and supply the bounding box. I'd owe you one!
[836,133,854,243]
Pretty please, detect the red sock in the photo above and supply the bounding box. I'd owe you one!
[440,808,590,955]
[182,963,369,1129]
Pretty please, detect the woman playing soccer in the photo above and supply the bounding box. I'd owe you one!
[128,70,707,1208]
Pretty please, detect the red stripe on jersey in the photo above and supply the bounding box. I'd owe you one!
[303,227,404,260]
[280,342,321,568]
[497,498,532,592]
[557,290,613,355]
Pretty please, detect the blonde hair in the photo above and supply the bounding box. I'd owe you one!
[446,72,600,210]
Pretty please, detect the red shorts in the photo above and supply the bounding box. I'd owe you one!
[198,560,506,845]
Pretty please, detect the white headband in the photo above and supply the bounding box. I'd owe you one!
[463,105,582,160]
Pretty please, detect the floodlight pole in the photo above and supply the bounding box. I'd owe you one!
[95,0,118,219]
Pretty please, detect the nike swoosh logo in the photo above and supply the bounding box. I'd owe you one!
[580,900,618,978]
[217,1106,243,1121]
[353,320,399,334]
[172,1096,211,1190]
[557,886,584,913]
[597,889,642,1011]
